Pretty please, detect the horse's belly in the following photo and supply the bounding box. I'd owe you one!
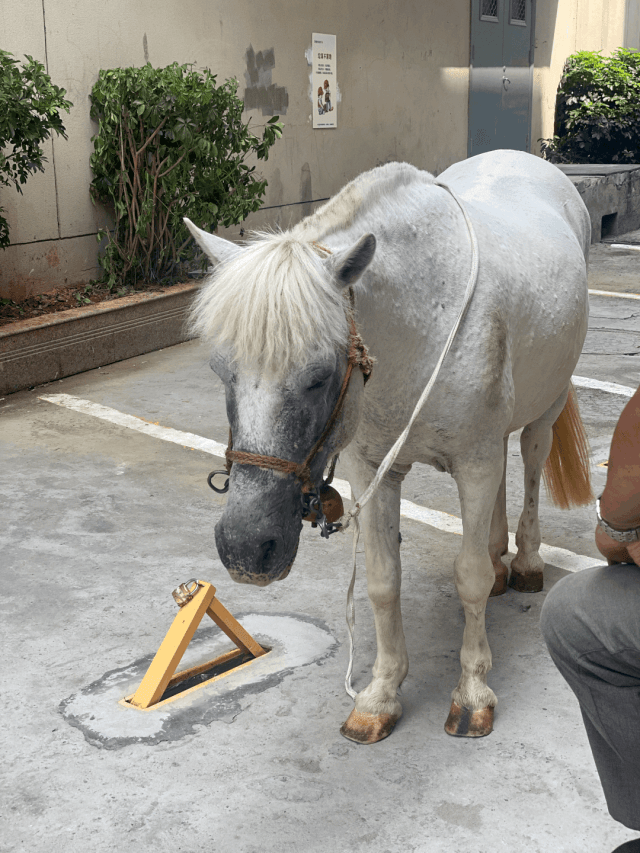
[466,195,590,432]
[508,294,588,431]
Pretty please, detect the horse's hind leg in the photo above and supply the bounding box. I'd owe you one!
[509,389,569,593]
[488,437,509,596]
[447,449,504,737]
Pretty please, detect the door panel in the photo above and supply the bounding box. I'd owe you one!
[468,0,504,154]
[468,0,535,156]
[501,0,534,150]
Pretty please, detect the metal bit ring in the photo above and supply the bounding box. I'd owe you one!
[207,470,230,494]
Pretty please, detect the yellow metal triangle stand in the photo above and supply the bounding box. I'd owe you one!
[128,579,266,710]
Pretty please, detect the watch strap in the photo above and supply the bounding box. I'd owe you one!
[596,496,640,543]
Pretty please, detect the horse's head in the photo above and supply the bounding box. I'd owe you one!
[185,219,376,586]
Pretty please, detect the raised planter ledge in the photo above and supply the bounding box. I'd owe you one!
[0,282,199,396]
[556,164,640,243]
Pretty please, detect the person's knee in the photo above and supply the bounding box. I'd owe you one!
[539,570,596,661]
[540,574,574,656]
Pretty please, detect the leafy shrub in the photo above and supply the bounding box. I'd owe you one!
[0,50,72,248]
[89,62,282,289]
[540,48,640,164]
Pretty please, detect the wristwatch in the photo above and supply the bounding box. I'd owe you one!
[596,495,640,543]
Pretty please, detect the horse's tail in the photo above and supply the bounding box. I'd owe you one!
[542,383,594,509]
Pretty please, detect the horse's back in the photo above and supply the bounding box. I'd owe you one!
[436,150,589,430]
[439,150,591,255]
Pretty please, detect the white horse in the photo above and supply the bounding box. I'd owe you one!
[186,149,592,744]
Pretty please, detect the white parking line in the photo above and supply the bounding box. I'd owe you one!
[572,376,635,397]
[40,392,603,574]
[40,393,228,457]
[588,288,640,301]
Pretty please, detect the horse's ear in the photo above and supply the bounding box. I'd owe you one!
[184,218,243,266]
[333,233,376,288]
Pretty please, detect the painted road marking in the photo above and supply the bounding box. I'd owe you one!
[40,393,229,457]
[589,289,640,301]
[572,376,635,397]
[396,500,602,572]
[40,393,604,573]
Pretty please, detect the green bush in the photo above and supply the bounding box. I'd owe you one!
[540,48,640,164]
[89,62,282,289]
[0,50,72,249]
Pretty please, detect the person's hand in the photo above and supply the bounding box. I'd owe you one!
[594,385,640,568]
[595,522,640,567]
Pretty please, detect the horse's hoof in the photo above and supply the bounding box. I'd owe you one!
[508,567,543,593]
[340,708,399,744]
[489,562,508,596]
[444,701,494,737]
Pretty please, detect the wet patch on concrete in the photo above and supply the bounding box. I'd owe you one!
[60,613,337,750]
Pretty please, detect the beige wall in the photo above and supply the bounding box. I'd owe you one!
[532,0,634,154]
[1,0,470,299]
[1,0,636,299]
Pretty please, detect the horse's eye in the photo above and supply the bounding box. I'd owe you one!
[307,374,331,392]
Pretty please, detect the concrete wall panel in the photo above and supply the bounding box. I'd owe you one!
[0,235,100,301]
[1,139,60,245]
[1,1,60,246]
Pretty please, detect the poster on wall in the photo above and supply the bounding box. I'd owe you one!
[312,33,337,129]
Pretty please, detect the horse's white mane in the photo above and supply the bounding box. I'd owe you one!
[190,233,349,376]
[190,162,435,375]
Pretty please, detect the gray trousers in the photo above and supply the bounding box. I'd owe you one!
[540,563,640,830]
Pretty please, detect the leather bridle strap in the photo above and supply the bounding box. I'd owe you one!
[224,287,373,492]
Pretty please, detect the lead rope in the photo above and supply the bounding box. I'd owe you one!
[344,514,360,699]
[343,179,480,700]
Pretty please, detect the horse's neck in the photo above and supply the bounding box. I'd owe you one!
[293,172,475,384]
[292,163,435,245]
[348,213,476,390]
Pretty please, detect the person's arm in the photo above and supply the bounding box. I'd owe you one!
[595,384,640,566]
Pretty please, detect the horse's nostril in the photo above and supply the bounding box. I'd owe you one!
[259,539,278,570]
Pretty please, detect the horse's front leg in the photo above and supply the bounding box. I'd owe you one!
[340,451,408,745]
[447,451,504,737]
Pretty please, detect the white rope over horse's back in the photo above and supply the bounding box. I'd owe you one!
[342,179,480,699]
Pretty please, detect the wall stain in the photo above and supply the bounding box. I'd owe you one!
[269,167,284,216]
[143,33,149,63]
[244,45,288,115]
[45,248,60,268]
[300,163,313,219]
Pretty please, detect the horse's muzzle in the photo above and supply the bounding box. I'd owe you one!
[214,512,302,587]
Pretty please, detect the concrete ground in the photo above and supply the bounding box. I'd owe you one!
[1,240,638,852]
[589,229,640,294]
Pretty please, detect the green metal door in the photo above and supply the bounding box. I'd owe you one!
[468,0,535,156]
